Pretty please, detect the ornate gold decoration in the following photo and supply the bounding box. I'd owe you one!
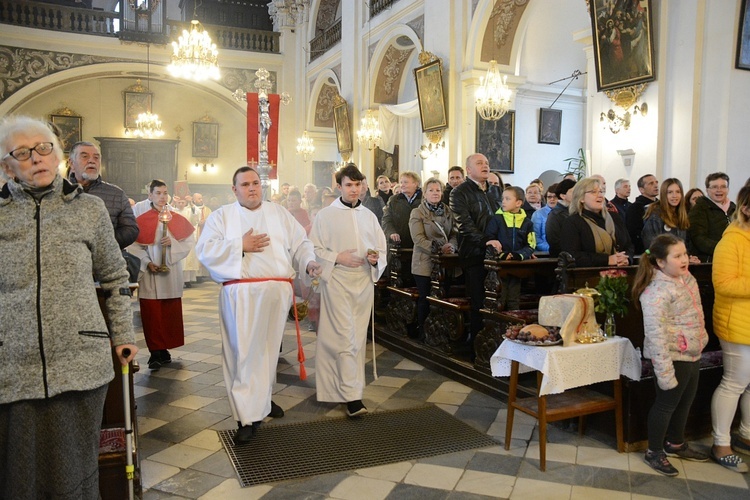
[418,50,441,66]
[604,84,648,109]
[51,106,77,116]
[124,79,149,93]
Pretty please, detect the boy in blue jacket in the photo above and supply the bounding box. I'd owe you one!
[485,186,536,310]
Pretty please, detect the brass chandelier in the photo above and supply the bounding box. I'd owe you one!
[167,2,220,81]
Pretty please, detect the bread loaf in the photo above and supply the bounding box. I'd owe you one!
[520,324,548,339]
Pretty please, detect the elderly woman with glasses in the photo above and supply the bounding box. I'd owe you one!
[560,176,633,267]
[688,172,736,262]
[0,116,137,498]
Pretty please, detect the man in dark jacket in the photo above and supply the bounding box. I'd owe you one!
[68,141,139,249]
[450,153,502,349]
[688,172,736,262]
[359,176,385,224]
[442,165,465,205]
[545,178,576,257]
[382,171,422,248]
[611,178,632,223]
[626,174,659,254]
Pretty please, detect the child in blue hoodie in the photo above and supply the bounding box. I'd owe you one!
[485,186,536,310]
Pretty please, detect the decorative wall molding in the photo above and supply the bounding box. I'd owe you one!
[269,0,311,31]
[0,44,276,103]
[314,82,338,127]
[490,0,528,49]
[406,15,424,44]
[377,45,413,103]
[0,46,127,102]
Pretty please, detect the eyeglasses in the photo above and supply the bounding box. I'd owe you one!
[546,194,558,199]
[585,189,606,195]
[707,185,728,190]
[3,142,54,161]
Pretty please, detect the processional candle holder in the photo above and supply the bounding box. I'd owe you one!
[157,205,173,272]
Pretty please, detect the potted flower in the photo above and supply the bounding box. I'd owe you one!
[595,269,630,337]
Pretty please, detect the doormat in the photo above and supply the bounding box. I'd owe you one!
[218,404,498,487]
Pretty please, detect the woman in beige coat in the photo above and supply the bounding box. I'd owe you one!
[408,178,459,339]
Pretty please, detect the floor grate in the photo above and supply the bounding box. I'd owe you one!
[218,404,499,487]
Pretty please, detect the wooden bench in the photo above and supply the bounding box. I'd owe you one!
[384,244,417,337]
[555,252,721,447]
[474,255,558,369]
[421,249,467,352]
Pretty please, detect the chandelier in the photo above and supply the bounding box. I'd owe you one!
[167,19,220,81]
[475,60,512,121]
[131,112,164,138]
[357,110,381,151]
[296,131,315,162]
[125,45,165,138]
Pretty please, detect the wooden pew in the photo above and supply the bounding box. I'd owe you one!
[423,245,468,353]
[474,255,559,369]
[383,243,417,337]
[555,252,722,447]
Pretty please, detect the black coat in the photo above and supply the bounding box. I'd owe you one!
[688,196,736,262]
[626,194,656,254]
[449,179,502,265]
[545,203,570,258]
[382,190,422,248]
[561,209,634,267]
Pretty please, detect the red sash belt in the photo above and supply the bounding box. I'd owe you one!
[223,277,306,380]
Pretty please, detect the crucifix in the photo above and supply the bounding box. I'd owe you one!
[242,67,290,200]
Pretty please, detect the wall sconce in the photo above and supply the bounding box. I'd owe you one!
[600,84,648,134]
[193,160,215,172]
[416,129,446,160]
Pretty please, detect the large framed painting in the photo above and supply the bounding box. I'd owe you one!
[192,121,219,158]
[333,99,353,157]
[124,91,152,129]
[589,0,655,91]
[538,108,562,145]
[737,0,750,70]
[414,59,447,132]
[476,111,514,173]
[50,114,82,153]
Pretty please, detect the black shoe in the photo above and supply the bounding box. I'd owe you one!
[234,423,256,444]
[147,353,162,371]
[268,401,284,418]
[644,450,679,476]
[160,349,172,364]
[346,400,368,418]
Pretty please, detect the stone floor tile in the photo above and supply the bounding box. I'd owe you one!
[454,469,515,498]
[510,477,571,499]
[356,461,413,482]
[403,463,464,491]
[328,475,397,500]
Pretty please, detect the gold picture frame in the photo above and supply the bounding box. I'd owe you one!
[50,114,82,153]
[333,98,353,156]
[414,59,447,132]
[589,0,655,91]
[192,121,219,158]
[124,91,152,129]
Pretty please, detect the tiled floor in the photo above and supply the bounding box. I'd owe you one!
[131,282,750,499]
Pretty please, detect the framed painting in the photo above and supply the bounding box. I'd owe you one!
[414,59,447,132]
[374,145,399,182]
[737,0,750,70]
[476,110,514,173]
[192,121,219,158]
[333,99,353,156]
[589,0,655,91]
[124,91,152,129]
[50,114,82,153]
[538,108,562,145]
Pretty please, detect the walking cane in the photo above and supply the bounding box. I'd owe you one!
[121,348,135,500]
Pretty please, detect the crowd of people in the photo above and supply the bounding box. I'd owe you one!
[2,114,749,496]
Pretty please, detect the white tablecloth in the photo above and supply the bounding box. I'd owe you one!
[490,336,642,396]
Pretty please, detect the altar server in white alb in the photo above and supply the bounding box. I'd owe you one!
[309,163,387,417]
[196,166,321,444]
